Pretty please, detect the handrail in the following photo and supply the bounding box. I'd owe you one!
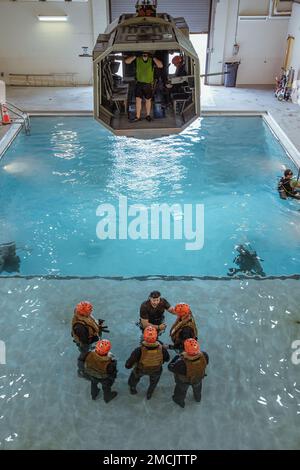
[6,101,27,115]
[4,102,31,135]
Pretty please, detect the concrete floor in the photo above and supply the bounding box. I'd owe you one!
[1,84,300,156]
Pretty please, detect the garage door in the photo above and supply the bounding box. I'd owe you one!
[109,0,211,33]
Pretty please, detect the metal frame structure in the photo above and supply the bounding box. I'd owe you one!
[93,13,200,138]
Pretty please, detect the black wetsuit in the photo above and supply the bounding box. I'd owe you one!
[278,177,300,199]
[73,324,99,353]
[0,242,20,274]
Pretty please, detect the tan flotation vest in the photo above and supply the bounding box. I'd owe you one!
[180,352,207,384]
[170,314,198,345]
[71,312,99,345]
[84,351,113,379]
[138,342,163,373]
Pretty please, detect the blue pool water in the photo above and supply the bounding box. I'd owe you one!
[0,116,300,277]
[1,118,300,450]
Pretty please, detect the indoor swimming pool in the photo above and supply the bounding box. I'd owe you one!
[0,116,299,450]
[0,116,300,278]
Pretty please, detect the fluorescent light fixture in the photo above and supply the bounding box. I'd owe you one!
[38,16,68,22]
[238,16,268,21]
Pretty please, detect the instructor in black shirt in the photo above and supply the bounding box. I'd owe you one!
[139,290,176,333]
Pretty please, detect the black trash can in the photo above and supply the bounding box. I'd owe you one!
[224,62,240,87]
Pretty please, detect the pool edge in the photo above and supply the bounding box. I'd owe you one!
[1,274,300,281]
[0,123,22,159]
[263,112,300,168]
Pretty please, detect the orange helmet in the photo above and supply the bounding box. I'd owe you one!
[172,55,183,66]
[95,339,111,356]
[143,325,158,343]
[75,301,93,316]
[184,338,200,356]
[174,303,190,317]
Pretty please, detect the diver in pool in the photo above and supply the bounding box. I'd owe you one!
[125,326,170,399]
[169,303,198,352]
[0,242,20,274]
[278,169,300,200]
[228,244,266,277]
[77,339,118,402]
[71,301,109,353]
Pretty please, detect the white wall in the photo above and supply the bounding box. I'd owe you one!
[234,17,289,85]
[206,0,230,85]
[207,0,289,85]
[239,0,269,16]
[90,0,109,44]
[0,0,108,85]
[190,34,208,75]
[288,3,300,79]
[287,2,300,104]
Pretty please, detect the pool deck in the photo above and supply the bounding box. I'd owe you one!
[1,84,300,163]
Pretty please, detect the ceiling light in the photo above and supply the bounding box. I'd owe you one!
[38,16,68,22]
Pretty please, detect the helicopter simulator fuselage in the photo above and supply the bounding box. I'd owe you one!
[93,13,200,138]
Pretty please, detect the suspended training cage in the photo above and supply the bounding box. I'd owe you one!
[92,1,200,138]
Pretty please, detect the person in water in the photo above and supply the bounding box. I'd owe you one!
[139,290,176,334]
[168,338,209,408]
[71,301,109,353]
[0,242,20,274]
[78,339,118,403]
[125,52,163,122]
[228,244,265,277]
[125,326,170,399]
[169,303,198,352]
[278,169,300,200]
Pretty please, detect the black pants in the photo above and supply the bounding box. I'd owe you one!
[90,376,115,401]
[128,367,162,393]
[135,82,153,100]
[77,358,115,402]
[172,342,184,353]
[173,376,202,404]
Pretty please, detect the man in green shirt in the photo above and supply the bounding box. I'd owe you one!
[125,52,163,122]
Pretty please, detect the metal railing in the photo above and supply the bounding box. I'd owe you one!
[4,102,31,135]
[9,72,77,87]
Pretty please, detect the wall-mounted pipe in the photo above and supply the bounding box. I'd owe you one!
[283,35,295,71]
[233,0,240,56]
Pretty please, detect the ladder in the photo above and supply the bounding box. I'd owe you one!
[4,102,31,135]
